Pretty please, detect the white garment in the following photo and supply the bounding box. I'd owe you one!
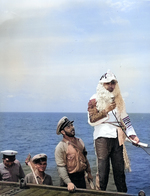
[88,94,136,140]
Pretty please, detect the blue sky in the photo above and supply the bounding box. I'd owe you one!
[0,0,150,113]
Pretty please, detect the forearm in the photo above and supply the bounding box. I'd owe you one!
[89,109,107,123]
[88,99,107,123]
[57,166,71,185]
[122,115,136,137]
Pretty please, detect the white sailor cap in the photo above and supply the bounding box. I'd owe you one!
[1,150,18,161]
[99,70,118,83]
[56,116,74,135]
[32,153,47,163]
[1,150,18,156]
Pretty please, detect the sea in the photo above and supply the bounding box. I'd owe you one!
[0,112,150,195]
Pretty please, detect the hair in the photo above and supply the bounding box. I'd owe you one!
[33,157,47,164]
[3,155,15,161]
[96,82,126,118]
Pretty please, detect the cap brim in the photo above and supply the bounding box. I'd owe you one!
[56,120,74,135]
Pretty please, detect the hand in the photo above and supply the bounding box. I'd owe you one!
[129,135,140,144]
[67,182,75,192]
[105,101,116,113]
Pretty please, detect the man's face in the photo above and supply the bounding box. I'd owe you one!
[64,123,75,137]
[103,80,116,92]
[3,158,14,167]
[35,161,47,172]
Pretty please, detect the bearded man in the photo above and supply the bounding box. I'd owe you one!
[87,70,139,192]
[55,116,93,192]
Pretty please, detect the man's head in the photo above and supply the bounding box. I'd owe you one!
[96,70,125,113]
[32,154,47,172]
[103,80,117,92]
[100,70,117,92]
[56,116,75,137]
[1,150,17,167]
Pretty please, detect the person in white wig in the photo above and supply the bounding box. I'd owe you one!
[87,70,139,192]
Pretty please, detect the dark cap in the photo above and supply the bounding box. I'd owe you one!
[56,116,74,135]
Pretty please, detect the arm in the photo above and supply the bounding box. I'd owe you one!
[46,175,53,185]
[15,160,25,179]
[24,173,30,183]
[55,143,75,191]
[88,99,107,123]
[19,164,25,179]
[57,166,71,184]
[87,98,116,126]
[121,114,139,143]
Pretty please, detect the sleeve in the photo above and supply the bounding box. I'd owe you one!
[122,115,136,137]
[48,175,53,185]
[88,98,109,126]
[57,166,71,185]
[19,164,25,179]
[24,173,33,183]
[55,143,71,185]
[50,176,53,185]
[0,171,2,181]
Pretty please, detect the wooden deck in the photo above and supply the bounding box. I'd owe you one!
[0,181,135,196]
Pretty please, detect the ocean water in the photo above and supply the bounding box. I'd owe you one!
[0,112,150,195]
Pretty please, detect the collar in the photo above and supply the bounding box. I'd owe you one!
[35,170,46,179]
[3,162,15,169]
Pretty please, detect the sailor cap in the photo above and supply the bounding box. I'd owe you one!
[56,116,74,135]
[32,154,47,163]
[99,70,118,83]
[1,150,18,156]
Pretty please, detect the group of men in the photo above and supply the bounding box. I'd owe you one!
[0,150,53,186]
[0,70,140,193]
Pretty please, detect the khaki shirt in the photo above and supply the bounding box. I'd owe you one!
[0,160,25,182]
[25,171,53,185]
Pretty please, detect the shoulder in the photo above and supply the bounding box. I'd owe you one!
[25,172,34,181]
[0,163,4,170]
[88,94,97,109]
[25,172,33,178]
[25,172,34,183]
[77,138,85,147]
[13,160,23,169]
[55,141,67,149]
[14,160,21,165]
[90,94,96,100]
[45,173,52,179]
[55,141,67,154]
[45,173,53,185]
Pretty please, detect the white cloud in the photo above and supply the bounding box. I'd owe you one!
[0,0,149,112]
[110,16,130,25]
[7,95,15,98]
[122,92,129,98]
[108,0,137,12]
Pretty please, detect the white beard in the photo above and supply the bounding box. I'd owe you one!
[96,82,126,118]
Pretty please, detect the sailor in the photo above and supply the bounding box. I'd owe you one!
[55,116,93,192]
[0,150,25,182]
[24,153,53,185]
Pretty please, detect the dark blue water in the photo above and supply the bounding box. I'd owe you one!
[0,112,150,195]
